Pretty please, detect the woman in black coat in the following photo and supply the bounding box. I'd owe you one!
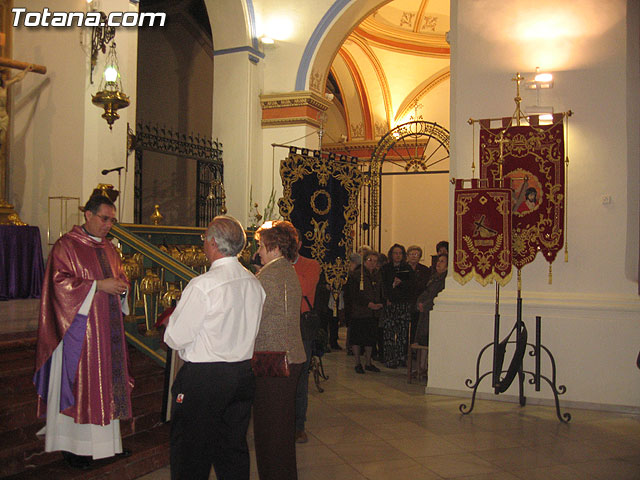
[349,251,384,373]
[381,244,415,368]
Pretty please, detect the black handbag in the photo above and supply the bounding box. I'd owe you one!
[300,296,320,342]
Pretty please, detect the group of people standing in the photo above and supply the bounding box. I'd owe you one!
[33,193,447,479]
[165,218,316,479]
[345,241,448,377]
[35,199,317,479]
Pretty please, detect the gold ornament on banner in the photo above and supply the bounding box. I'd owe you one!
[279,151,363,309]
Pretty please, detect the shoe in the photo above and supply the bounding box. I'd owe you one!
[347,350,354,356]
[355,364,365,374]
[295,430,308,443]
[385,362,398,369]
[62,451,92,470]
[331,344,343,351]
[365,364,380,372]
[116,448,132,458]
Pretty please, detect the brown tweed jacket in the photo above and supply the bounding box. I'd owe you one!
[254,257,305,364]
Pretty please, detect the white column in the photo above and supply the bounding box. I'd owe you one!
[212,51,262,225]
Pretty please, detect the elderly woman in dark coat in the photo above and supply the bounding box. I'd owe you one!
[349,251,384,373]
[414,253,448,382]
[406,245,432,346]
[253,221,305,480]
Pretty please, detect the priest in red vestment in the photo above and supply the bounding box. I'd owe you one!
[33,195,133,469]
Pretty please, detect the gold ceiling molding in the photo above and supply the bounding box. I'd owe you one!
[346,35,392,132]
[328,66,350,138]
[260,91,331,129]
[413,0,430,33]
[338,49,373,140]
[394,69,450,123]
[260,91,330,111]
[309,70,323,93]
[355,18,449,57]
[324,139,379,152]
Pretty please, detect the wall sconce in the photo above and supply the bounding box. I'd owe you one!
[525,67,554,90]
[91,42,130,129]
[525,105,554,124]
[259,35,275,45]
[525,67,554,124]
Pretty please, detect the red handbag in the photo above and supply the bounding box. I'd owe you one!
[251,351,290,377]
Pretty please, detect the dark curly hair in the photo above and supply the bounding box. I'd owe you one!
[387,243,406,263]
[83,195,115,214]
[255,220,299,262]
[436,240,449,253]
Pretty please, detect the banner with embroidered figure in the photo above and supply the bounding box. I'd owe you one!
[479,115,565,270]
[453,179,512,287]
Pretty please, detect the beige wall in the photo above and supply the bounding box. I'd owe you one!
[380,171,449,260]
[11,0,137,252]
[428,0,640,410]
[380,78,450,258]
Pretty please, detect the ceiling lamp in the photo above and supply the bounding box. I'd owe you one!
[92,42,130,129]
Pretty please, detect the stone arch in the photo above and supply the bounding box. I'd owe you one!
[204,0,261,61]
[295,0,393,92]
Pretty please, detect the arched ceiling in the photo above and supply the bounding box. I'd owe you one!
[324,0,450,145]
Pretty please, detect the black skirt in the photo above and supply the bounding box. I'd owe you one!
[349,316,377,347]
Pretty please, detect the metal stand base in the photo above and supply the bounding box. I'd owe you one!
[311,355,329,393]
[460,312,571,423]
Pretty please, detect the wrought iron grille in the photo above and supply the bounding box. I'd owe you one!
[130,122,223,226]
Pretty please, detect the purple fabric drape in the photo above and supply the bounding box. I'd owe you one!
[0,225,45,300]
[33,312,88,412]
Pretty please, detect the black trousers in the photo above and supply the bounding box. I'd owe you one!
[328,313,340,347]
[170,360,255,480]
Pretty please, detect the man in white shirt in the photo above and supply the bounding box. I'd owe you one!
[164,215,266,480]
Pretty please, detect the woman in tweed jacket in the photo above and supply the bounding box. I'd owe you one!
[253,220,304,480]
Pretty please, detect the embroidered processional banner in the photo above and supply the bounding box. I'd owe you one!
[479,115,565,269]
[279,150,363,297]
[453,179,512,287]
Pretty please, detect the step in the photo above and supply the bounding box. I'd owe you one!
[0,362,165,435]
[2,422,170,480]
[0,334,169,478]
[0,398,166,477]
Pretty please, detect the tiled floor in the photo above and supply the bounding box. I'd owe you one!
[138,335,640,480]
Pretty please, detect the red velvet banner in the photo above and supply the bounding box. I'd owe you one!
[453,179,512,287]
[479,116,565,269]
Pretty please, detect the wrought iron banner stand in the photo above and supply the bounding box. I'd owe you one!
[458,74,571,423]
[459,273,571,423]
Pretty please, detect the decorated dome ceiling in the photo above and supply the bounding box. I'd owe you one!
[369,0,450,35]
[324,0,450,146]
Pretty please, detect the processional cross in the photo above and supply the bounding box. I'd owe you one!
[0,56,47,225]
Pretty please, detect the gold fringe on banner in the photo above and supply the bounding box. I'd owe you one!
[471,119,476,178]
[564,113,570,263]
